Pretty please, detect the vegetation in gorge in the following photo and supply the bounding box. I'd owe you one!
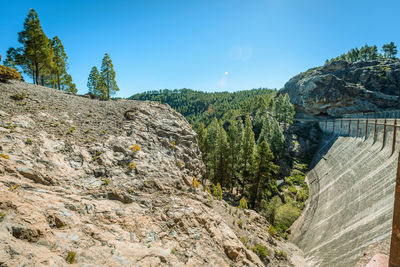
[130,88,310,235]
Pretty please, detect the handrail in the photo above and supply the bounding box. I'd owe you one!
[318,118,399,155]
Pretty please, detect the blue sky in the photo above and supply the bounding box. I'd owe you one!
[1,0,400,97]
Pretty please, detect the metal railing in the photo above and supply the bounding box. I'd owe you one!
[319,118,399,156]
[342,110,400,119]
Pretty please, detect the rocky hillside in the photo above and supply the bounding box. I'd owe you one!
[0,80,304,266]
[281,58,400,117]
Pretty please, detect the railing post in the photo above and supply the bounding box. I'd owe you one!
[389,150,400,266]
[332,120,335,134]
[373,119,377,144]
[356,119,360,138]
[392,119,397,155]
[325,120,327,131]
[340,119,343,133]
[348,119,351,136]
[365,119,368,141]
[382,119,387,150]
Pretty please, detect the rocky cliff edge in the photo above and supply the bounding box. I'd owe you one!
[281,58,400,117]
[0,81,303,266]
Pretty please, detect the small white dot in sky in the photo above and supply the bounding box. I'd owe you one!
[225,72,229,75]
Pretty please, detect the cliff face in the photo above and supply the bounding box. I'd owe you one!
[281,59,400,117]
[0,81,303,266]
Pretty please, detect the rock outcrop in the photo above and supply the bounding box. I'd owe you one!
[0,81,303,266]
[281,58,400,117]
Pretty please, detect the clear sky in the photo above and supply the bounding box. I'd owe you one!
[1,0,400,97]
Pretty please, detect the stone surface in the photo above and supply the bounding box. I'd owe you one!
[0,80,303,266]
[281,58,400,117]
[291,119,396,266]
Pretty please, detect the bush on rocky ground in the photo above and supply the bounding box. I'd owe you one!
[0,65,23,81]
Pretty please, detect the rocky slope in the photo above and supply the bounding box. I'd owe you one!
[281,58,400,117]
[0,80,303,266]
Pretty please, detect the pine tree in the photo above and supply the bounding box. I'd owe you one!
[282,93,295,128]
[257,116,271,144]
[382,42,398,58]
[215,124,229,186]
[100,53,119,99]
[359,44,369,61]
[61,73,77,93]
[274,94,285,122]
[87,66,102,96]
[367,45,378,60]
[227,119,242,192]
[50,36,68,90]
[250,141,279,209]
[196,122,208,156]
[196,122,208,183]
[240,115,255,195]
[347,48,360,62]
[17,9,53,84]
[268,119,284,157]
[3,48,19,69]
[206,118,219,181]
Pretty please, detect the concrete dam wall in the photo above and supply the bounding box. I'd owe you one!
[292,118,398,266]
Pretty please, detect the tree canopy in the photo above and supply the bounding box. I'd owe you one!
[4,9,76,92]
[326,42,398,63]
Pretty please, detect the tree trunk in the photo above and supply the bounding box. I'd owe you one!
[57,70,60,90]
[35,63,39,85]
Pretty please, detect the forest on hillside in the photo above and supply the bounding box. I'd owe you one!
[130,89,310,236]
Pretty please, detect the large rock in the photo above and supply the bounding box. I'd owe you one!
[0,81,303,266]
[281,58,400,117]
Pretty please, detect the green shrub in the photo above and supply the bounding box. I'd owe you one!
[263,196,283,224]
[10,92,27,101]
[237,219,243,229]
[212,183,222,200]
[65,251,76,264]
[67,127,76,135]
[0,212,5,222]
[0,65,22,81]
[274,203,301,232]
[274,250,288,260]
[239,197,248,209]
[252,244,269,261]
[268,225,277,237]
[205,185,211,194]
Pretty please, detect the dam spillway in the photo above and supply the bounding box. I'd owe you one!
[292,118,398,266]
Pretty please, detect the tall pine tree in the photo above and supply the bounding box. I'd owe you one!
[227,118,242,192]
[100,53,119,99]
[87,66,102,97]
[17,9,53,84]
[206,118,219,181]
[240,115,255,195]
[216,124,230,186]
[250,141,279,209]
[382,42,398,58]
[50,36,68,90]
